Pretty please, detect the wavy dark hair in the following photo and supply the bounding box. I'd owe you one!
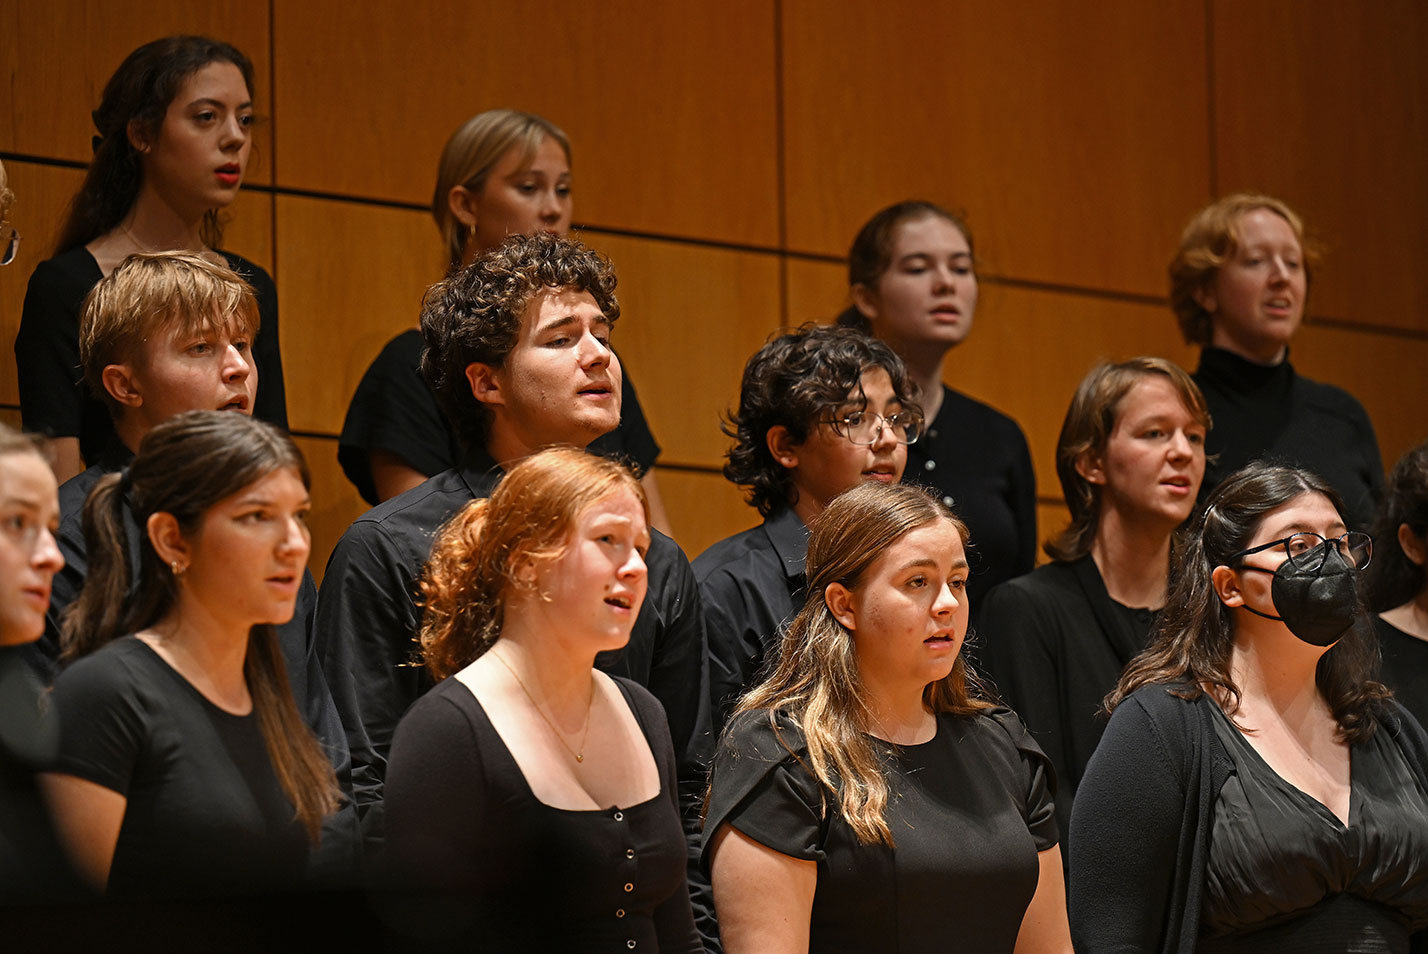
[731,482,991,846]
[1109,462,1390,742]
[835,199,973,332]
[61,411,339,840]
[54,36,255,254]
[419,232,619,453]
[1045,356,1210,562]
[723,324,918,517]
[1365,438,1428,612]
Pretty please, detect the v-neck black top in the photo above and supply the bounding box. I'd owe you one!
[382,674,701,952]
[1201,703,1428,951]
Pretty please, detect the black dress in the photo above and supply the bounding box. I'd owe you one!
[337,329,661,505]
[1374,615,1428,755]
[1193,347,1384,531]
[904,385,1037,622]
[978,555,1158,848]
[382,674,701,952]
[702,707,1059,953]
[15,246,287,463]
[1200,702,1428,952]
[49,637,309,899]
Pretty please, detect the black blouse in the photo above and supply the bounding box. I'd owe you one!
[702,707,1058,953]
[1375,615,1428,734]
[1202,703,1428,952]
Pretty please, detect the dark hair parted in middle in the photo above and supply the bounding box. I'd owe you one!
[419,231,620,454]
[732,481,990,846]
[1046,356,1211,562]
[61,410,338,839]
[1366,439,1428,612]
[1109,461,1389,742]
[723,323,919,518]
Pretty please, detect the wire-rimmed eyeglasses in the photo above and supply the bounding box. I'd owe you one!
[821,410,922,446]
[1231,531,1373,571]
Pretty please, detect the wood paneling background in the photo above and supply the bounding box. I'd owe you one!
[3,0,1425,580]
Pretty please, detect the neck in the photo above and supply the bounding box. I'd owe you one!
[482,427,591,472]
[860,672,933,744]
[1089,508,1175,608]
[892,343,946,423]
[486,627,596,721]
[1227,616,1328,715]
[144,594,252,705]
[119,183,208,252]
[1208,334,1287,367]
[1382,594,1428,642]
[114,417,148,457]
[788,491,823,530]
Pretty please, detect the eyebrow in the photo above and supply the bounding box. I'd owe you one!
[536,313,612,334]
[187,97,253,111]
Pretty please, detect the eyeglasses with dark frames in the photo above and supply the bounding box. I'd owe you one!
[1231,531,1373,572]
[821,409,922,446]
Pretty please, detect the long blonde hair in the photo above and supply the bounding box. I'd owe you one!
[734,482,993,846]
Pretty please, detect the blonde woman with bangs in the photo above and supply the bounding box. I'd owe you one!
[703,481,1071,954]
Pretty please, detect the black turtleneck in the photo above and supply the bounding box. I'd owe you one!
[1193,347,1384,530]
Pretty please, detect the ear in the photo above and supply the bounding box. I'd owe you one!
[448,185,479,228]
[101,363,145,409]
[766,425,801,471]
[1398,522,1427,566]
[824,581,857,632]
[146,511,189,572]
[1210,564,1243,607]
[1191,283,1217,315]
[465,362,504,408]
[850,283,879,321]
[1074,448,1107,486]
[126,118,153,155]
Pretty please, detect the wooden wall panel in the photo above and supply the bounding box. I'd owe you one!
[293,434,367,586]
[581,233,782,467]
[1212,0,1428,331]
[3,2,273,184]
[781,0,1211,295]
[657,467,760,562]
[272,1,779,246]
[273,195,441,434]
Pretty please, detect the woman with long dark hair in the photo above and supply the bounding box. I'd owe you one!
[704,481,1070,953]
[16,35,285,484]
[41,412,338,898]
[1070,463,1428,952]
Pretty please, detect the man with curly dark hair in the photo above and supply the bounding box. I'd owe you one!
[694,323,920,730]
[314,235,713,929]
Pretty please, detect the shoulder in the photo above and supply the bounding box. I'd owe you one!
[611,674,668,727]
[718,708,809,764]
[334,469,471,564]
[53,639,159,706]
[371,329,425,368]
[1294,374,1373,422]
[57,465,108,522]
[21,248,99,315]
[1102,683,1208,761]
[941,387,1029,442]
[645,527,697,594]
[979,563,1085,629]
[693,523,775,582]
[216,250,276,297]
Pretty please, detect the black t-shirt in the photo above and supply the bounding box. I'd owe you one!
[49,637,309,899]
[337,329,661,505]
[15,245,287,464]
[1376,615,1428,733]
[905,385,1037,622]
[382,674,701,951]
[702,706,1058,953]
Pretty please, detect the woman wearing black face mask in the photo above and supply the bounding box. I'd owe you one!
[1067,463,1428,954]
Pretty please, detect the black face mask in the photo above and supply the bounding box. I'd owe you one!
[1238,542,1360,647]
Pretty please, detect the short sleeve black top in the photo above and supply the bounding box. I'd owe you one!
[1375,616,1428,734]
[1200,702,1428,951]
[49,637,308,899]
[382,674,701,952]
[702,707,1059,953]
[904,386,1037,620]
[337,329,661,505]
[16,246,287,463]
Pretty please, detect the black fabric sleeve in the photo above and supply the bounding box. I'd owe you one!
[16,256,87,440]
[49,652,148,796]
[225,255,288,430]
[984,707,1059,850]
[382,687,487,893]
[1007,423,1038,578]
[701,711,826,870]
[313,517,429,853]
[1068,693,1187,954]
[699,567,769,735]
[337,331,456,505]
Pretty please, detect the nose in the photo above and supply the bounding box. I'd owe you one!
[220,113,248,151]
[32,526,65,574]
[578,329,613,370]
[538,187,564,224]
[277,514,311,563]
[931,263,955,293]
[223,343,253,382]
[869,415,900,451]
[1167,429,1194,462]
[931,580,962,617]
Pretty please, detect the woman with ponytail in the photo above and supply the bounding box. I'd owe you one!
[16,35,285,484]
[381,446,699,950]
[41,411,338,898]
[703,481,1071,954]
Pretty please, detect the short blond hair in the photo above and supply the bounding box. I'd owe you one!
[431,109,571,268]
[79,251,259,416]
[1168,193,1320,345]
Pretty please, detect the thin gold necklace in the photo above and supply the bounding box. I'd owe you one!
[490,649,594,763]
